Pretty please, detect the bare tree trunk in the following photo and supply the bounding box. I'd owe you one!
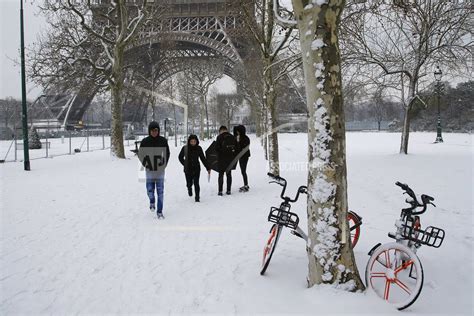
[266,91,279,175]
[292,0,364,290]
[264,59,280,175]
[255,102,262,137]
[205,96,210,139]
[400,82,415,154]
[110,47,125,158]
[199,94,205,140]
[262,105,268,161]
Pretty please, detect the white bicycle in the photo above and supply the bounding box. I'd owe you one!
[366,182,445,310]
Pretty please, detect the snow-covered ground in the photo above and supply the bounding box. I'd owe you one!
[1,132,472,315]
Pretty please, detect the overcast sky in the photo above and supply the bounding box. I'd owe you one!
[0,0,46,100]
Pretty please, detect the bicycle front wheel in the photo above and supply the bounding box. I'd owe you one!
[260,224,282,275]
[347,211,361,248]
[365,242,424,310]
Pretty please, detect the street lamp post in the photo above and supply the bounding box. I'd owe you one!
[434,66,443,143]
[20,0,31,170]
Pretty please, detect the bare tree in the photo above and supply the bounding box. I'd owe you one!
[181,60,224,140]
[175,72,200,135]
[31,0,158,158]
[216,93,243,128]
[289,0,364,290]
[341,0,472,153]
[0,98,22,135]
[239,0,299,175]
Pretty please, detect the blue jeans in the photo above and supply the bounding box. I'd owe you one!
[146,174,165,213]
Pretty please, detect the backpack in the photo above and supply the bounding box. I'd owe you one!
[221,133,237,157]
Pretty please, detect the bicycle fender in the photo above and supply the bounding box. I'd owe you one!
[368,243,382,256]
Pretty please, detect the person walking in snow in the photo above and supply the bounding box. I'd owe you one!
[233,125,251,192]
[138,121,170,219]
[178,134,211,202]
[215,126,237,196]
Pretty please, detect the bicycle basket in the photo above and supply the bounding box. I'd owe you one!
[401,221,445,248]
[268,207,299,229]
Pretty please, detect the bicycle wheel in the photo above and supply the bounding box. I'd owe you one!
[347,211,361,248]
[365,242,424,310]
[260,224,282,275]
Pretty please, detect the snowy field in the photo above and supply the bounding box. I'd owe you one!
[1,132,472,315]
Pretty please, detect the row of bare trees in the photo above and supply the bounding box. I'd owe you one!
[340,0,472,153]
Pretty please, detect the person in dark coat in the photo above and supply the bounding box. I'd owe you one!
[178,135,210,202]
[138,121,170,219]
[234,125,251,192]
[215,126,237,196]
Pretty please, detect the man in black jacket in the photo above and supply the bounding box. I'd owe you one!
[138,121,170,219]
[215,126,237,196]
[234,125,251,192]
[178,134,210,202]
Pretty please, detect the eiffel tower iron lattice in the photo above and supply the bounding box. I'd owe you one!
[40,1,252,129]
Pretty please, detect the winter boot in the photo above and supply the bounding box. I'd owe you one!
[150,204,155,212]
[188,187,193,197]
[239,185,249,192]
[157,211,165,220]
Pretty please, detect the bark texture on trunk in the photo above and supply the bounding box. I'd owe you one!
[199,95,205,140]
[399,82,416,154]
[205,97,210,140]
[264,59,280,175]
[292,0,364,290]
[110,46,125,158]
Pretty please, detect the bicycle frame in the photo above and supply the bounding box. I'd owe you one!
[266,173,361,244]
[262,173,363,276]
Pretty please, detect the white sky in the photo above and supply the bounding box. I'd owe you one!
[0,0,45,100]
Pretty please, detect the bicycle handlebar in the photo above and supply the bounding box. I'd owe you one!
[268,173,307,203]
[395,181,435,216]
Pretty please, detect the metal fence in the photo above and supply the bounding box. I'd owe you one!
[0,129,141,163]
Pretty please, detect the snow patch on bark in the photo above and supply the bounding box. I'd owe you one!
[311,39,325,50]
[312,0,329,5]
[310,105,331,165]
[308,104,342,284]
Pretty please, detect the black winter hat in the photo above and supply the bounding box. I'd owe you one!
[238,125,246,135]
[148,121,160,134]
[188,134,199,145]
[234,125,246,136]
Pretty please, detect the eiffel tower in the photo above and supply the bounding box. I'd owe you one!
[40,0,252,129]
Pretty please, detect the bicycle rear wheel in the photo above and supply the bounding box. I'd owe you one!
[260,224,282,275]
[365,242,424,310]
[347,211,361,248]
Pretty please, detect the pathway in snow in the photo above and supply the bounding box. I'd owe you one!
[1,132,472,315]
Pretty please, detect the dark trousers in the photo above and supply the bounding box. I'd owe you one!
[185,172,200,198]
[218,171,232,193]
[239,157,249,186]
